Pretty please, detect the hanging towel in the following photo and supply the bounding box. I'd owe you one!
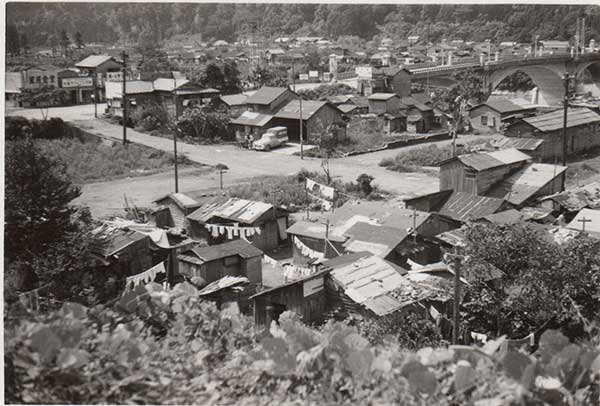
[219,226,225,235]
[256,227,261,235]
[321,185,336,200]
[306,178,316,191]
[227,227,233,240]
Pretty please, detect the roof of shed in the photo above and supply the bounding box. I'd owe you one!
[154,192,202,210]
[152,78,190,92]
[326,200,430,231]
[368,93,399,101]
[522,108,600,132]
[566,208,600,235]
[229,111,274,127]
[474,98,535,114]
[286,221,347,242]
[538,182,600,211]
[439,192,508,222]
[90,224,149,258]
[220,93,248,106]
[492,137,544,151]
[337,103,358,114]
[486,163,568,206]
[245,86,289,105]
[343,222,408,257]
[478,209,526,225]
[75,54,115,68]
[249,268,331,299]
[274,100,336,120]
[453,148,531,171]
[399,96,433,112]
[180,239,263,263]
[187,197,274,225]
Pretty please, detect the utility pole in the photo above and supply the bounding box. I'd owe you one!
[305,178,310,220]
[291,59,304,160]
[93,69,98,118]
[323,220,330,258]
[562,72,570,166]
[173,127,179,193]
[219,167,225,189]
[121,51,128,145]
[578,216,591,232]
[409,208,419,243]
[444,249,466,345]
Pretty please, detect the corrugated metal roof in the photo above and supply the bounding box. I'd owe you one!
[229,111,273,127]
[522,108,600,132]
[337,104,358,114]
[435,228,467,247]
[399,96,433,112]
[457,148,531,171]
[566,208,600,234]
[476,98,534,114]
[539,182,600,211]
[274,100,334,120]
[285,221,347,242]
[479,209,525,225]
[5,72,22,93]
[492,137,544,151]
[75,54,114,68]
[180,239,263,263]
[486,163,567,206]
[187,197,274,225]
[329,255,410,316]
[90,224,148,258]
[245,86,289,105]
[154,193,201,210]
[326,200,430,231]
[368,93,398,101]
[152,78,189,91]
[439,192,508,222]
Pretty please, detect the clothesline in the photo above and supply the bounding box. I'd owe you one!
[294,236,324,260]
[124,261,166,291]
[205,223,261,240]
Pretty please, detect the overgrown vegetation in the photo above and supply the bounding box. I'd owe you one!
[297,83,357,101]
[228,170,388,211]
[379,143,481,172]
[175,104,232,144]
[5,284,600,405]
[131,103,170,132]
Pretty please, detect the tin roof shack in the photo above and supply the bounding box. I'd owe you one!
[399,96,435,133]
[105,80,156,118]
[505,108,600,161]
[271,100,345,143]
[491,137,545,162]
[154,78,220,118]
[536,182,600,217]
[186,197,290,252]
[219,93,249,117]
[153,193,203,229]
[229,111,274,140]
[566,208,600,238]
[90,225,153,280]
[486,163,567,208]
[469,98,537,134]
[178,239,263,285]
[439,148,532,195]
[286,221,347,267]
[250,269,329,326]
[368,93,403,115]
[245,86,297,115]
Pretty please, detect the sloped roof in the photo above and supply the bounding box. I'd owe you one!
[566,208,600,235]
[439,192,508,222]
[75,54,115,68]
[399,96,433,112]
[521,108,600,132]
[435,227,467,247]
[245,86,290,105]
[343,222,408,257]
[368,93,399,101]
[180,239,263,263]
[486,163,568,206]
[452,148,531,171]
[154,193,201,210]
[274,100,338,120]
[479,209,526,225]
[326,200,430,231]
[152,78,190,92]
[349,96,369,108]
[329,254,410,316]
[220,93,248,106]
[492,137,544,151]
[337,104,358,114]
[538,182,600,211]
[285,221,347,243]
[90,224,149,258]
[474,98,535,114]
[229,111,273,127]
[187,197,274,225]
[5,72,22,93]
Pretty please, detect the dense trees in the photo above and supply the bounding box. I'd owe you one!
[6,4,599,48]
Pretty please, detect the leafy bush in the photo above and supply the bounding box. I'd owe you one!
[297,83,357,101]
[5,282,600,405]
[6,116,67,140]
[175,105,231,143]
[131,103,170,132]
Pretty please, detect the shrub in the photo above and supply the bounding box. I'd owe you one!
[6,116,67,140]
[131,103,169,132]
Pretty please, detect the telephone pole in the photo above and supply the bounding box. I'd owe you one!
[291,59,304,160]
[562,72,570,166]
[173,128,180,193]
[121,51,128,145]
[444,249,466,345]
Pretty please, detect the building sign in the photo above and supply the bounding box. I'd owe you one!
[299,73,309,81]
[303,276,324,297]
[355,66,372,79]
[309,70,319,78]
[106,72,123,82]
[61,77,93,88]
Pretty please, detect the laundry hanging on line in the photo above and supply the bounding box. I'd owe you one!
[308,192,333,211]
[205,223,261,240]
[293,236,324,260]
[306,178,336,202]
[125,262,166,290]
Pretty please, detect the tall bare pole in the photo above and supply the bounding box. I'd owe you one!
[173,128,179,193]
[291,59,304,160]
[93,69,98,118]
[121,51,128,145]
[562,72,570,167]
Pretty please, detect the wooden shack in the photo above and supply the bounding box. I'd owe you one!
[177,239,264,285]
[186,197,289,252]
[250,269,329,326]
[439,148,531,195]
[153,193,203,229]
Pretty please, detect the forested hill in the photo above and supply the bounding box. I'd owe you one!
[6,3,600,48]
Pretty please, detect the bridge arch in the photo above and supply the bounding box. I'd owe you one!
[574,60,600,97]
[487,65,566,106]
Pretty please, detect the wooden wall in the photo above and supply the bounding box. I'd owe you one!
[469,105,502,134]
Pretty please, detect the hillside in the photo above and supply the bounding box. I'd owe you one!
[6,4,600,49]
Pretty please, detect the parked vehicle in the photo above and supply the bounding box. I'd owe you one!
[252,126,288,151]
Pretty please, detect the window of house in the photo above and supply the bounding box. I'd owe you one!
[481,116,488,126]
[49,75,55,83]
[43,76,48,84]
[36,76,41,83]
[491,117,496,128]
[29,77,35,84]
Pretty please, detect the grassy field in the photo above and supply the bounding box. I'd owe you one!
[36,137,198,184]
[379,142,484,172]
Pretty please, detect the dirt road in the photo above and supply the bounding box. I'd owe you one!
[8,104,485,217]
